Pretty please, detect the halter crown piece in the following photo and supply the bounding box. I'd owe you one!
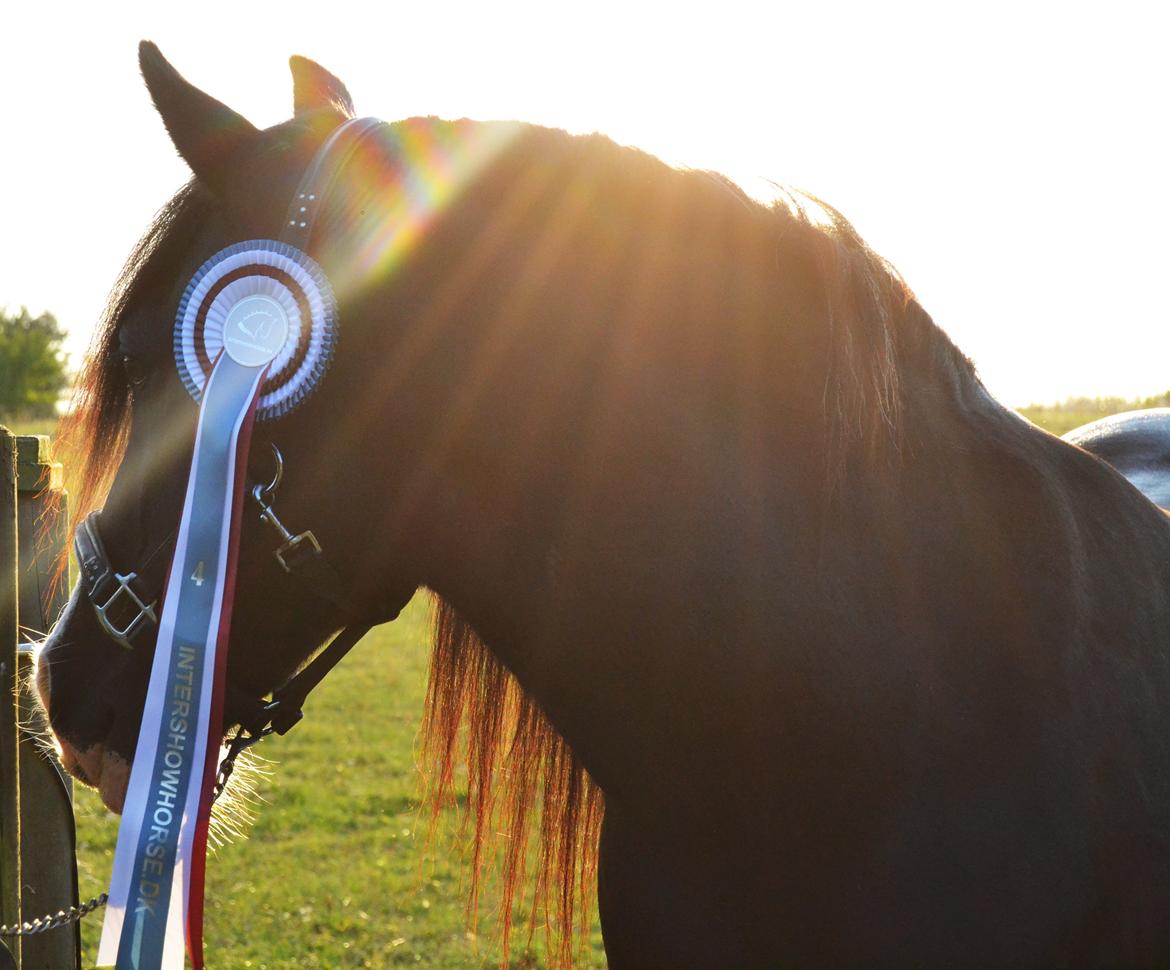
[97,117,385,970]
[173,116,385,419]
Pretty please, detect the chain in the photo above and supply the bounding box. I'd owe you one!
[1,734,259,938]
[212,724,268,801]
[0,893,108,937]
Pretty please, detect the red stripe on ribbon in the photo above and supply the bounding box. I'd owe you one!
[183,364,267,970]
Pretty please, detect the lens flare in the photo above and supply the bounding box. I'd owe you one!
[324,118,521,302]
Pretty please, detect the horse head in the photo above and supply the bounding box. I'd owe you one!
[37,44,419,813]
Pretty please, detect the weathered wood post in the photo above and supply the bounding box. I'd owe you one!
[0,428,21,969]
[16,435,80,969]
[0,429,81,970]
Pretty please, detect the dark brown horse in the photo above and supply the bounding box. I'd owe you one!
[37,43,1170,967]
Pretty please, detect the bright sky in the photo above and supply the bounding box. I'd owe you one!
[3,1,1166,407]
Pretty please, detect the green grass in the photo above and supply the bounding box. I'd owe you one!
[73,595,607,968]
[1017,393,1170,437]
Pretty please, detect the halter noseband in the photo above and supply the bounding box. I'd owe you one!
[74,116,400,735]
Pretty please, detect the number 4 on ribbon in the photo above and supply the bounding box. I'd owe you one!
[191,562,205,587]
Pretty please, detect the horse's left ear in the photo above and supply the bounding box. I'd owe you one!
[290,56,355,118]
[139,41,260,190]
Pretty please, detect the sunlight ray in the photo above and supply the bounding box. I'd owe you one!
[298,131,566,548]
[388,155,609,531]
[543,173,693,587]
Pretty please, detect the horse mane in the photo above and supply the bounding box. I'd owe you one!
[421,599,604,967]
[798,193,910,460]
[58,180,215,540]
[59,118,980,967]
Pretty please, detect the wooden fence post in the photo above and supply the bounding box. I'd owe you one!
[0,430,80,969]
[16,435,79,969]
[0,428,21,968]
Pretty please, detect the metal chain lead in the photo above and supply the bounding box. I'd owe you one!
[1,739,250,938]
[213,724,268,801]
[0,892,108,937]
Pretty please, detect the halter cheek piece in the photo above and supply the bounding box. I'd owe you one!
[75,511,160,651]
[74,117,402,738]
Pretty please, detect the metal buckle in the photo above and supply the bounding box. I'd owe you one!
[94,571,158,650]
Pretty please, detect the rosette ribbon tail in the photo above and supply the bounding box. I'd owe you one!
[96,352,267,969]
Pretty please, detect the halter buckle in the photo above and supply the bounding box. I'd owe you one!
[75,511,160,651]
[95,572,158,651]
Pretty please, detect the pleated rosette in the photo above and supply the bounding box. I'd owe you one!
[174,240,337,420]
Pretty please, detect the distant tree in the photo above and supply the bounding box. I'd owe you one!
[0,307,69,418]
[1138,390,1170,409]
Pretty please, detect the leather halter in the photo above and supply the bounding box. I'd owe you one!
[75,116,403,741]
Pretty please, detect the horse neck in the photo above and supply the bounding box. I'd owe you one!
[331,124,952,801]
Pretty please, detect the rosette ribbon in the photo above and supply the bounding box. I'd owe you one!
[96,350,266,969]
[96,232,337,968]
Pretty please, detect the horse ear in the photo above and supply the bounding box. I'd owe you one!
[138,40,260,188]
[289,55,355,118]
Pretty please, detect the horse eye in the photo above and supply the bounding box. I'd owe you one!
[122,354,151,389]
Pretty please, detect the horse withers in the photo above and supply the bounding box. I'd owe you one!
[36,43,1170,967]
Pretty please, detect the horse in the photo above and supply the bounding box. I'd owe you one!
[1066,409,1170,510]
[36,42,1170,967]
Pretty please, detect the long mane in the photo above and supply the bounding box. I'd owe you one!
[59,180,216,534]
[59,121,977,966]
[422,600,604,965]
